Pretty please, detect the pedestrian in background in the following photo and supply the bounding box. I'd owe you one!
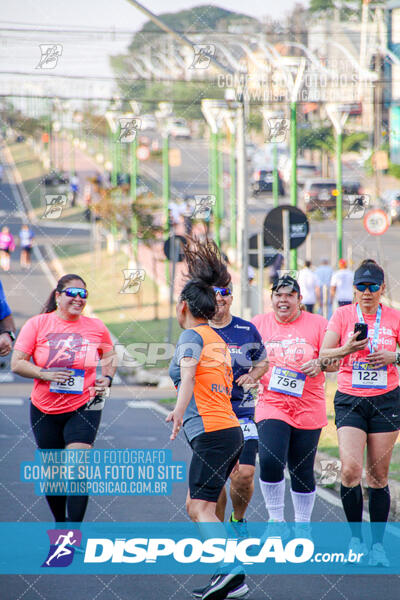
[0,226,15,272]
[331,259,354,307]
[70,172,79,207]
[0,278,16,357]
[316,258,333,318]
[269,253,283,288]
[19,224,34,269]
[297,260,320,313]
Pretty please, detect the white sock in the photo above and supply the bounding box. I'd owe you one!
[290,489,316,522]
[259,478,285,521]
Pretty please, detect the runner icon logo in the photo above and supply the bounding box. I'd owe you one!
[190,45,216,69]
[120,269,146,294]
[42,529,82,568]
[192,195,216,219]
[36,44,63,69]
[118,118,142,143]
[319,459,341,485]
[266,119,290,143]
[43,195,67,219]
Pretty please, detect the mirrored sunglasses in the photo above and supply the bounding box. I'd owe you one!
[61,287,88,299]
[213,286,232,297]
[355,283,381,293]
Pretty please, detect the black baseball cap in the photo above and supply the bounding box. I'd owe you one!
[272,275,300,294]
[353,263,384,286]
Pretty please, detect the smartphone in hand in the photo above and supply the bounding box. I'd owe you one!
[354,322,368,340]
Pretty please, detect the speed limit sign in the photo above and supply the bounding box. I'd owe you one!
[363,209,389,236]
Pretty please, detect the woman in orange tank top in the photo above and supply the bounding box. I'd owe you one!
[167,239,245,599]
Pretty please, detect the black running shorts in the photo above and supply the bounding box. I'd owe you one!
[239,438,258,466]
[30,401,102,448]
[334,387,400,433]
[189,426,244,502]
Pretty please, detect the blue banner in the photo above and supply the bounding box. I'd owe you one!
[1,522,400,574]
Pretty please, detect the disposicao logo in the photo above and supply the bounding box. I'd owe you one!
[42,529,82,568]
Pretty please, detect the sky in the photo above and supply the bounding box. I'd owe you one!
[0,0,302,103]
[1,0,300,29]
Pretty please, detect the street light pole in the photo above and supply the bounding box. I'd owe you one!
[162,133,170,284]
[286,58,306,271]
[130,137,138,258]
[336,130,343,260]
[236,99,249,316]
[211,130,220,247]
[290,100,297,270]
[229,125,237,247]
[273,142,279,208]
[326,104,349,263]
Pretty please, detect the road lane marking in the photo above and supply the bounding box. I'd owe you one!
[0,373,14,383]
[0,398,24,406]
[127,400,169,416]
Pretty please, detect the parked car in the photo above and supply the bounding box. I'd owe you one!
[140,114,157,131]
[282,158,319,187]
[303,178,337,212]
[251,168,285,196]
[245,142,258,162]
[43,172,69,187]
[378,189,400,223]
[303,178,363,212]
[165,118,191,139]
[107,173,149,196]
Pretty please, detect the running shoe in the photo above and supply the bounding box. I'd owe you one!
[293,522,312,540]
[201,572,246,600]
[192,574,219,598]
[262,519,291,543]
[347,537,368,564]
[229,513,249,539]
[192,580,249,599]
[368,543,390,567]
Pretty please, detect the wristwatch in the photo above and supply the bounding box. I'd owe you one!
[105,375,113,387]
[0,330,16,342]
[395,351,400,366]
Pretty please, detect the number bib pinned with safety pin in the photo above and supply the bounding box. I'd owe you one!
[238,417,258,440]
[352,304,387,389]
[49,369,85,394]
[268,366,306,398]
[352,361,387,390]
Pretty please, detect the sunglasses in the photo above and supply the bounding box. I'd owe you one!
[213,286,232,297]
[355,283,381,293]
[61,287,88,299]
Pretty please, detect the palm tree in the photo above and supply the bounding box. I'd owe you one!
[299,126,368,176]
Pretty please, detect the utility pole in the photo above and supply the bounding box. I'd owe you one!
[326,104,350,262]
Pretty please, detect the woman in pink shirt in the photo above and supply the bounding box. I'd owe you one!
[320,259,400,567]
[0,226,15,272]
[11,273,116,523]
[252,275,336,534]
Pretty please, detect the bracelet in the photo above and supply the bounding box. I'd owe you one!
[396,351,400,366]
[104,375,113,387]
[318,359,327,372]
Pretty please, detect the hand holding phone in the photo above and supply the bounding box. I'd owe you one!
[354,322,368,340]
